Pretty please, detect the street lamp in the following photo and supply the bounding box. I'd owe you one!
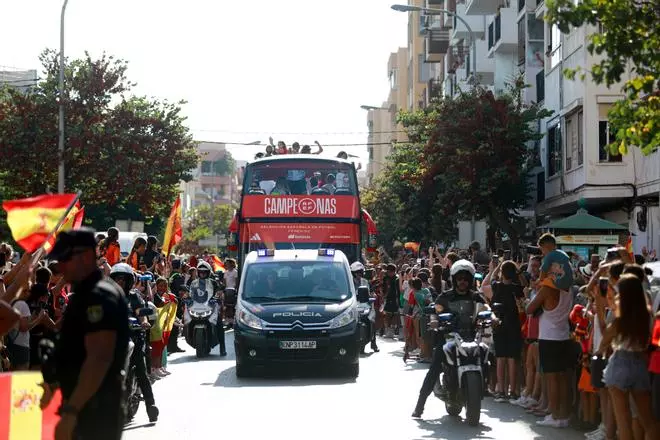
[58,0,69,194]
[391,3,476,81]
[360,105,389,111]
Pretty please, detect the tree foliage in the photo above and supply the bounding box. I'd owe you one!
[175,203,235,255]
[366,81,551,252]
[547,0,660,155]
[0,49,200,229]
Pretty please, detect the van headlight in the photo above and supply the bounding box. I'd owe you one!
[237,303,264,330]
[329,307,357,329]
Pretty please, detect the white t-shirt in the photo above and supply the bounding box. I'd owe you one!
[225,269,238,289]
[12,300,31,348]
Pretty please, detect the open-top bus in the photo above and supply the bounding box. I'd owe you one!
[228,155,377,267]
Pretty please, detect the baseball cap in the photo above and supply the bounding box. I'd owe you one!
[48,228,97,262]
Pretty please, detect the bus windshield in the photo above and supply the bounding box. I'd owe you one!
[243,159,358,196]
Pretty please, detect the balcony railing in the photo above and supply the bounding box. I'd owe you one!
[427,29,451,55]
[429,78,444,99]
[536,70,545,102]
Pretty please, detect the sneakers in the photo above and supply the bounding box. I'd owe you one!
[536,415,569,428]
[585,425,605,439]
[493,393,508,403]
[507,394,520,404]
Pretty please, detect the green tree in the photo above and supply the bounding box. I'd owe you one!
[0,50,200,230]
[546,0,659,155]
[175,203,235,255]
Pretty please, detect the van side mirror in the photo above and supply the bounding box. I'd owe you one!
[357,286,370,303]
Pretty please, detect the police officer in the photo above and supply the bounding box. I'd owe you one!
[109,263,159,422]
[411,259,488,418]
[40,229,130,440]
[351,262,379,353]
[189,261,226,356]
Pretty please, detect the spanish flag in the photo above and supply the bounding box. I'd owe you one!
[0,371,62,440]
[211,255,225,272]
[2,194,79,253]
[404,242,421,254]
[162,196,182,256]
[150,302,177,361]
[43,205,85,253]
[625,234,634,262]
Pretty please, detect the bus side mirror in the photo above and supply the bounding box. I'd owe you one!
[357,286,370,303]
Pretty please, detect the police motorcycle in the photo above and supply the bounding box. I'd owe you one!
[428,263,493,427]
[356,286,377,353]
[183,261,220,358]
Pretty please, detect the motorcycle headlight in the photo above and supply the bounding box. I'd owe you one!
[237,303,264,330]
[329,307,357,329]
[190,309,213,318]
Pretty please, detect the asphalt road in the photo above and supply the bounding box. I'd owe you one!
[123,333,586,440]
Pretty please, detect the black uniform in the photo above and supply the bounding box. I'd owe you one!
[126,289,156,407]
[55,270,130,440]
[413,288,485,416]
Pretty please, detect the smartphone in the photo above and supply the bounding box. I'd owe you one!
[491,255,499,265]
[503,250,511,260]
[598,277,609,297]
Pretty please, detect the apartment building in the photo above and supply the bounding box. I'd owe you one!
[179,141,242,219]
[0,67,37,93]
[423,0,659,252]
[534,1,660,253]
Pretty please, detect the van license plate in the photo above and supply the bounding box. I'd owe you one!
[279,341,316,350]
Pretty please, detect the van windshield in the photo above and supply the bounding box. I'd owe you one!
[242,261,351,303]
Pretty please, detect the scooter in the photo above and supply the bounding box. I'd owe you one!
[183,286,219,358]
[431,309,493,426]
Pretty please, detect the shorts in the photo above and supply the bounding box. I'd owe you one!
[538,339,571,373]
[603,350,651,391]
[7,344,29,367]
[494,331,523,359]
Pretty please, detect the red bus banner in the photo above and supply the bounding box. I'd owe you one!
[240,223,360,244]
[241,195,359,219]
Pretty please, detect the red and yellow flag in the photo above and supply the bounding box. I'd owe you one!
[626,235,634,262]
[0,371,62,440]
[404,242,421,254]
[2,194,79,253]
[162,196,182,256]
[211,255,225,273]
[43,205,85,253]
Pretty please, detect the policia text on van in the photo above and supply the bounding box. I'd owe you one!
[233,248,360,378]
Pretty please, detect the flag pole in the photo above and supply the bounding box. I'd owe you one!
[32,191,82,263]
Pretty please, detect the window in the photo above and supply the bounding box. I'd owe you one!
[368,147,374,160]
[419,13,427,34]
[547,123,562,177]
[517,19,526,65]
[548,23,562,68]
[566,118,573,170]
[598,121,623,162]
[201,161,212,175]
[418,55,430,83]
[528,14,544,41]
[577,112,584,165]
[389,69,398,90]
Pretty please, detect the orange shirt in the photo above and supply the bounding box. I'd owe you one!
[650,317,660,374]
[105,242,121,266]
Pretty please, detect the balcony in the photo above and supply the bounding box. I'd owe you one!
[487,7,518,57]
[427,0,444,5]
[425,29,451,62]
[428,78,444,100]
[464,0,501,15]
[442,0,456,28]
[451,3,485,42]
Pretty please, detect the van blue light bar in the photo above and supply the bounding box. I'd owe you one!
[258,249,275,257]
[318,248,335,257]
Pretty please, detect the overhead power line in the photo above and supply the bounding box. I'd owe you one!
[220,141,397,147]
[193,128,406,136]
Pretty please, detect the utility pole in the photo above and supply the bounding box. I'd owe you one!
[58,0,69,193]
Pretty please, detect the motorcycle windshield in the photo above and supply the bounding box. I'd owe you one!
[191,279,212,304]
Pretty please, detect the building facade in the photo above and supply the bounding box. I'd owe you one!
[179,141,242,219]
[368,0,659,253]
[0,67,38,93]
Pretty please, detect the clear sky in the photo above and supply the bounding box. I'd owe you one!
[1,0,408,165]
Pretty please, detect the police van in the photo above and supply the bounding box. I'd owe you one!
[234,248,360,378]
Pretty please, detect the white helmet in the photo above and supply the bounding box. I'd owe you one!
[350,261,365,272]
[110,263,134,275]
[450,259,476,277]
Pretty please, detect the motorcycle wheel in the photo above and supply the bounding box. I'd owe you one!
[125,370,140,422]
[463,371,482,427]
[444,402,462,417]
[195,330,206,358]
